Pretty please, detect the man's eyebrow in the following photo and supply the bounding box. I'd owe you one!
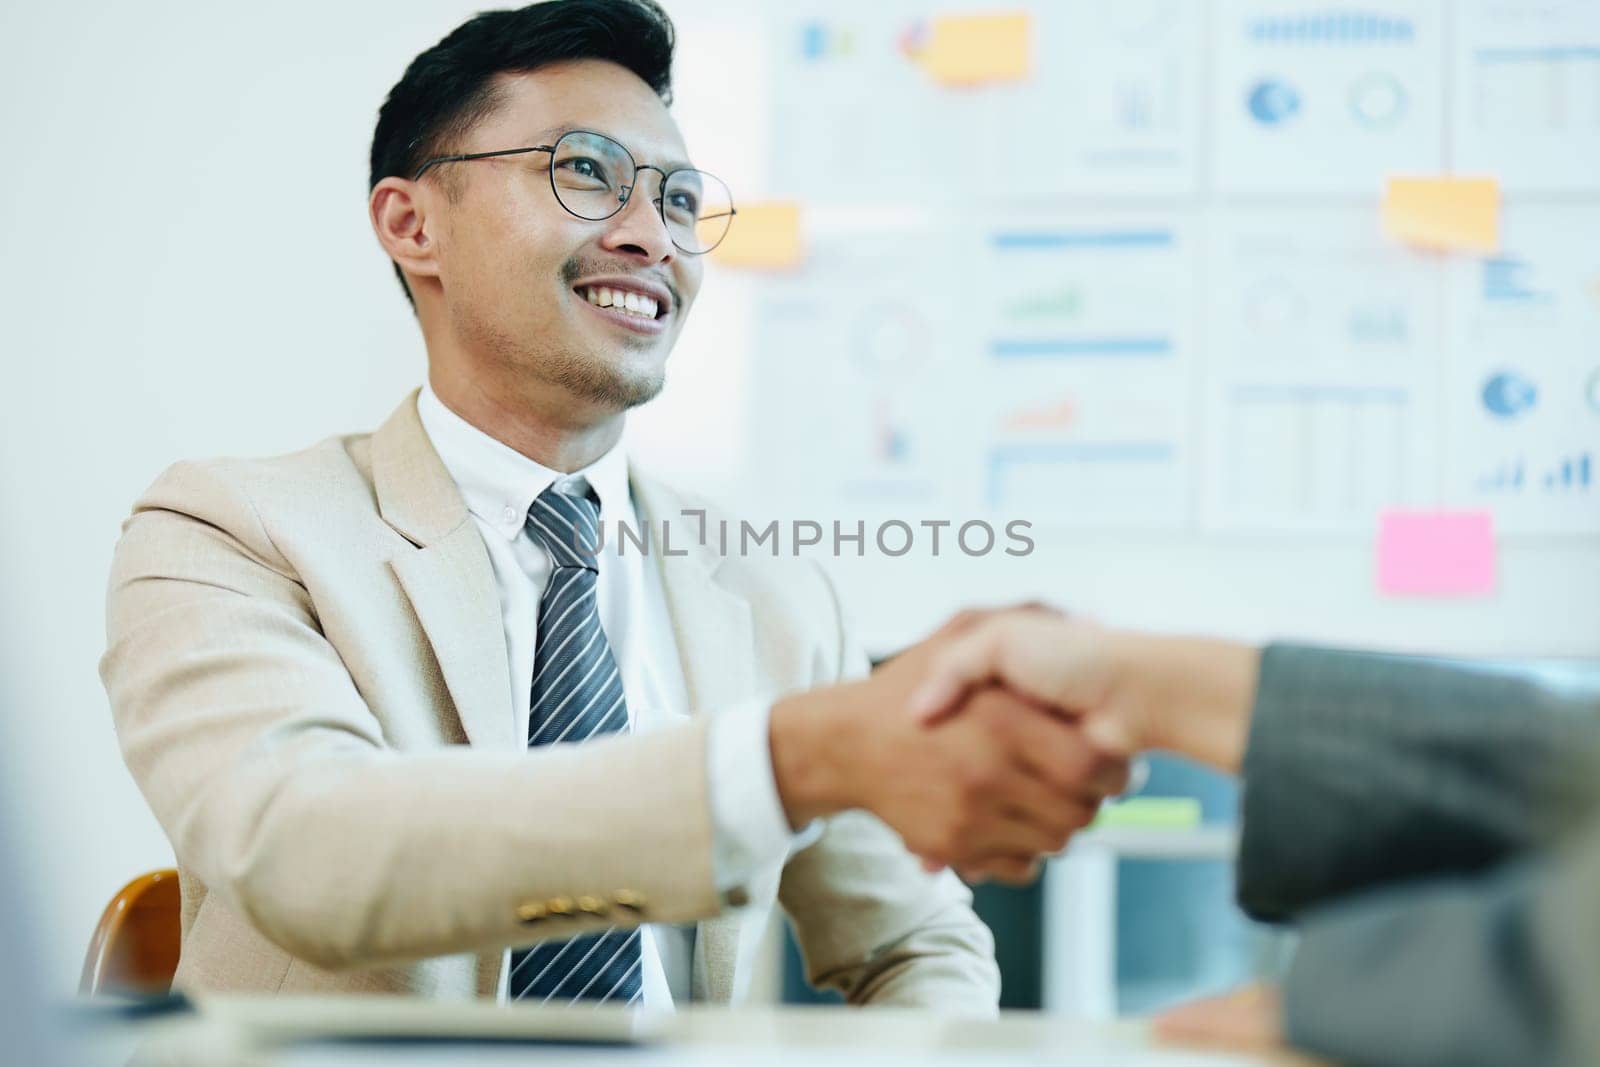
[530,123,695,171]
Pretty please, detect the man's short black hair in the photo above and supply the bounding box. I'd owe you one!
[369,0,676,306]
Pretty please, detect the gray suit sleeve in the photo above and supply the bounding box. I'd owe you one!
[1281,821,1600,1067]
[1234,645,1600,1067]
[1236,644,1600,921]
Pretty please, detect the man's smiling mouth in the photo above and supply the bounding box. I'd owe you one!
[570,276,673,337]
[576,284,659,320]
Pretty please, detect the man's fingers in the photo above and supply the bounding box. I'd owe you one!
[1082,712,1142,759]
[1001,705,1124,800]
[913,610,1111,731]
[1025,742,1130,801]
[959,797,1091,861]
[911,603,1071,724]
[907,621,1009,724]
[1088,756,1132,796]
[926,795,1090,878]
[993,772,1099,846]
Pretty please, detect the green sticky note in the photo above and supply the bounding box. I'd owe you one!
[1091,797,1203,830]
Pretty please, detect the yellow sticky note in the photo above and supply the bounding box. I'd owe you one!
[913,12,1031,87]
[710,201,803,270]
[1382,176,1500,254]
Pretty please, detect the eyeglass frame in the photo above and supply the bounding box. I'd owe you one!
[408,129,737,254]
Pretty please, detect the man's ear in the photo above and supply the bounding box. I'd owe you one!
[369,177,441,287]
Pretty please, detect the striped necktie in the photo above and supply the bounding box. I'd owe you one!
[508,483,642,1006]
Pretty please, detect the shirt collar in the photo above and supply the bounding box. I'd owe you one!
[416,382,631,542]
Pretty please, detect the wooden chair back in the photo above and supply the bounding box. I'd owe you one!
[79,869,180,996]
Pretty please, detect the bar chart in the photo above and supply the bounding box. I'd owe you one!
[1246,10,1416,44]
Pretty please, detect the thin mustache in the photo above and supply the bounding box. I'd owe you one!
[561,258,680,311]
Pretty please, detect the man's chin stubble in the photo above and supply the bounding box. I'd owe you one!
[548,353,665,411]
[452,297,666,412]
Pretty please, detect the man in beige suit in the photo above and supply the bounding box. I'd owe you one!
[101,0,1119,1008]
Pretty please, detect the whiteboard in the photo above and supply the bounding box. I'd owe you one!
[634,0,1600,658]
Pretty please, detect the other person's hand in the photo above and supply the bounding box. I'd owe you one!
[1154,984,1300,1058]
[906,609,1261,774]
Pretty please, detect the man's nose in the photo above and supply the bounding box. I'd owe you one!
[602,167,675,264]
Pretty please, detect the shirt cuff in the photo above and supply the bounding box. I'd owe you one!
[706,697,817,900]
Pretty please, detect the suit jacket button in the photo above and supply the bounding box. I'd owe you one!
[577,895,609,916]
[516,901,550,923]
[612,889,647,912]
[547,896,575,917]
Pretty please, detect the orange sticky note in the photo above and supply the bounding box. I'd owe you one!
[711,201,802,270]
[1376,510,1497,597]
[1382,177,1500,253]
[912,13,1031,86]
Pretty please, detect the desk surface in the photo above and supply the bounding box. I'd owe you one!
[105,997,1319,1067]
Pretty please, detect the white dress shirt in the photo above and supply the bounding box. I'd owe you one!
[416,384,795,1009]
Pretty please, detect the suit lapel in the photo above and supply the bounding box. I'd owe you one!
[630,474,755,717]
[373,392,515,751]
[630,468,756,1004]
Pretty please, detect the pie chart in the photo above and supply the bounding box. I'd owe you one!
[1248,78,1301,126]
[1481,371,1537,418]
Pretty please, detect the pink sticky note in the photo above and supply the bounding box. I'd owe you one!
[1376,510,1496,597]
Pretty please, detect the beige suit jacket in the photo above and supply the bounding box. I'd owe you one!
[100,391,997,1008]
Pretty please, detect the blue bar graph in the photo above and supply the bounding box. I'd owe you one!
[1482,258,1553,304]
[1543,452,1594,491]
[1247,10,1415,44]
[1477,460,1525,493]
[992,338,1172,358]
[993,230,1173,252]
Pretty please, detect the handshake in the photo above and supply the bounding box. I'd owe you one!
[768,606,1260,882]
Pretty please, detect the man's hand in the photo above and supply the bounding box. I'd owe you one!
[905,610,1262,774]
[769,618,1127,883]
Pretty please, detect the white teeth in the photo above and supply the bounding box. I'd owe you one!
[580,285,659,320]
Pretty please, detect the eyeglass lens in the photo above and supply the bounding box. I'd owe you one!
[549,131,733,254]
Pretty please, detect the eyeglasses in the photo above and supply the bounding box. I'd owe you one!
[410,129,736,255]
